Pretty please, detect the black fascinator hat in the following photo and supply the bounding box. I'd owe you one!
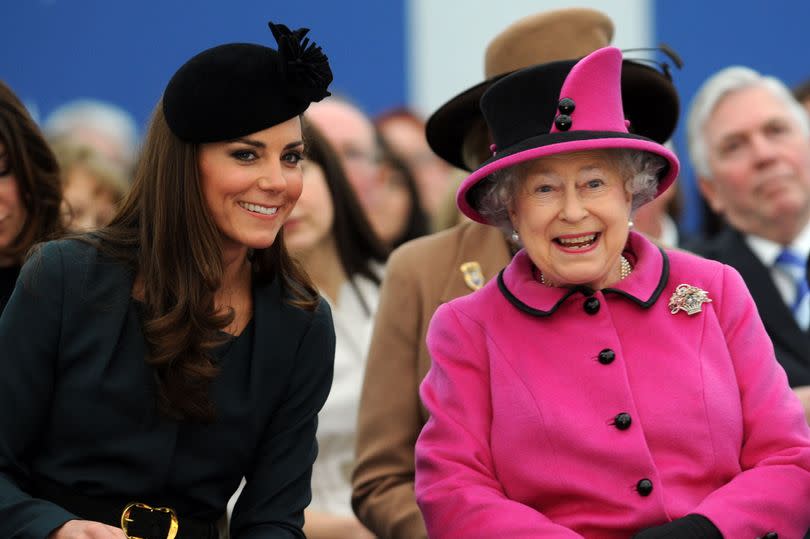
[163,22,333,143]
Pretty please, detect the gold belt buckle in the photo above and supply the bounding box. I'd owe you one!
[120,502,179,539]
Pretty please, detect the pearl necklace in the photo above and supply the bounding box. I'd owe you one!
[540,255,632,287]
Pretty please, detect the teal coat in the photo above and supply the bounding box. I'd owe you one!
[0,239,335,538]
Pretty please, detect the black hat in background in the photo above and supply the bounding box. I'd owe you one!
[425,8,680,171]
[163,22,333,143]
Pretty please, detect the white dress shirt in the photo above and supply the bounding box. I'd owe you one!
[310,269,382,516]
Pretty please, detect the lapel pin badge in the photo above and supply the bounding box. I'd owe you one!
[460,261,485,291]
[668,284,712,315]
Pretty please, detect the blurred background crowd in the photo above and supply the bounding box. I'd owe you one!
[5,0,810,239]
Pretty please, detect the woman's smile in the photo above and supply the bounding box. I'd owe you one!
[237,201,281,217]
[553,231,600,252]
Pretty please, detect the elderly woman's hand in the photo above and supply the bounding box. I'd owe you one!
[632,514,721,539]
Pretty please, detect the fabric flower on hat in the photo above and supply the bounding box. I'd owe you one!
[269,22,333,103]
[163,20,333,143]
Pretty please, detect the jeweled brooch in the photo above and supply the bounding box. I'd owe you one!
[460,261,485,291]
[668,284,712,315]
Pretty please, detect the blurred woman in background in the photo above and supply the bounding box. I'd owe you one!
[52,142,129,231]
[0,79,64,314]
[375,107,453,218]
[373,135,430,250]
[283,120,386,539]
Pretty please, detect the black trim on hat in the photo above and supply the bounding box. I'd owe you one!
[482,130,657,168]
[465,130,673,212]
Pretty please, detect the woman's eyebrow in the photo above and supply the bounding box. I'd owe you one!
[284,140,304,150]
[230,137,265,149]
[228,138,304,151]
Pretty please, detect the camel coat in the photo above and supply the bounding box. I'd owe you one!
[351,221,511,539]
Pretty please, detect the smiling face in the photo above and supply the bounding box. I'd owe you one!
[508,150,633,290]
[0,142,28,258]
[198,116,304,260]
[700,85,810,244]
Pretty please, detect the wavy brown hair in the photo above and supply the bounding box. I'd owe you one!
[91,104,318,422]
[0,79,64,263]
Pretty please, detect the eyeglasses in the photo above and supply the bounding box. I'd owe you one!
[342,147,381,167]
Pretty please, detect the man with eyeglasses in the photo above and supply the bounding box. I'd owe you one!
[306,97,383,220]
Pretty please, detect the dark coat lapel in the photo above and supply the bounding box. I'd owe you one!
[710,228,809,365]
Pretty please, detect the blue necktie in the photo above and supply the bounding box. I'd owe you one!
[774,249,810,331]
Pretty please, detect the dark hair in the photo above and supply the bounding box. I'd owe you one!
[89,104,318,422]
[376,132,430,248]
[0,79,64,263]
[302,119,387,305]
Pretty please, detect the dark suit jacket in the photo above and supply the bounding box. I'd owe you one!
[690,227,810,387]
[0,239,335,539]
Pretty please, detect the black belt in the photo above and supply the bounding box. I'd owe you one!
[31,476,220,539]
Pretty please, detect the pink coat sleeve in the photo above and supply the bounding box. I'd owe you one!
[695,264,810,538]
[415,302,584,539]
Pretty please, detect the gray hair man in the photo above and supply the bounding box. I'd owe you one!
[687,66,810,423]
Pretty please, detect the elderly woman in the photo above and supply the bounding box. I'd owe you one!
[414,47,810,539]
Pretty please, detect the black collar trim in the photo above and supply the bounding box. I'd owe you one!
[497,246,670,317]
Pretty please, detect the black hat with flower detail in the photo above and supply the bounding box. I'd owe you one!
[162,21,333,143]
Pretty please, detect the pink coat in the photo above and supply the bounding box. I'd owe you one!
[415,231,810,538]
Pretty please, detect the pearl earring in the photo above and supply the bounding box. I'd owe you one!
[511,230,520,242]
[628,219,634,228]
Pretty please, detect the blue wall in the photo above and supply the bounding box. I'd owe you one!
[6,0,810,238]
[0,0,407,132]
[655,0,810,236]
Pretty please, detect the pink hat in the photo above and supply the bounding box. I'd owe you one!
[457,47,680,225]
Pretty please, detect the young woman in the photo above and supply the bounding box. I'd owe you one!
[0,21,335,538]
[283,121,385,539]
[0,79,64,314]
